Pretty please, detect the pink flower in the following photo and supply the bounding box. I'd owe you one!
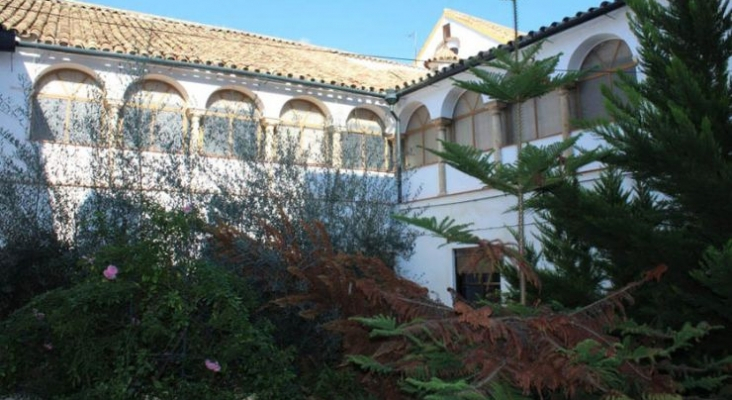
[43,342,53,351]
[103,265,118,280]
[204,359,221,372]
[182,203,193,214]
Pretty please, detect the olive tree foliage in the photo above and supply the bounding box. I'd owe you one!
[0,63,416,276]
[0,77,81,318]
[0,76,71,244]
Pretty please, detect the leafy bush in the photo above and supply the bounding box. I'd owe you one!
[0,207,298,399]
[311,367,377,400]
[0,232,78,320]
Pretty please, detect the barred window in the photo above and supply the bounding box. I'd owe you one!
[31,69,104,145]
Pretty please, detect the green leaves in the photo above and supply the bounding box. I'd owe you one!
[428,135,601,196]
[401,377,485,400]
[392,214,479,246]
[397,136,601,247]
[453,42,585,104]
[692,240,732,304]
[0,207,297,399]
[351,315,402,338]
[347,355,394,374]
[427,141,504,191]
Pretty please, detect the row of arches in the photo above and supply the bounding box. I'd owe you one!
[403,38,637,169]
[30,70,390,170]
[29,38,636,172]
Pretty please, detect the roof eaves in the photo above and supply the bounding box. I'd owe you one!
[3,0,425,93]
[397,0,627,97]
[15,40,392,97]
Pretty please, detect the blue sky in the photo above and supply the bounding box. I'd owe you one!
[87,0,615,63]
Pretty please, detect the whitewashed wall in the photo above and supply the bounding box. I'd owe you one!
[0,4,643,307]
[395,6,637,304]
[417,14,503,65]
[0,48,392,137]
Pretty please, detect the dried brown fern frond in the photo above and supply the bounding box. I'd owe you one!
[211,217,691,399]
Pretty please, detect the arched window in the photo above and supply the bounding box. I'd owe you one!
[505,90,563,144]
[342,109,387,171]
[121,80,186,152]
[452,91,493,150]
[404,106,438,169]
[203,90,260,159]
[279,99,329,165]
[31,69,104,145]
[578,39,636,120]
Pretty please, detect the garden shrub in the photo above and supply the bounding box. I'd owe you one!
[0,206,298,399]
[0,232,77,319]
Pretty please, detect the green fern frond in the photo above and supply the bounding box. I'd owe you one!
[402,377,485,400]
[350,315,406,338]
[351,315,397,330]
[487,381,533,400]
[601,394,633,400]
[661,322,717,356]
[347,354,393,374]
[641,394,682,400]
[680,374,729,392]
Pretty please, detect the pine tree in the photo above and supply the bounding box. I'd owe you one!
[527,0,732,388]
[395,40,597,305]
[396,0,732,396]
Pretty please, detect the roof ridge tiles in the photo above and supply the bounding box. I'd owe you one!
[442,8,520,42]
[63,0,409,67]
[3,0,428,93]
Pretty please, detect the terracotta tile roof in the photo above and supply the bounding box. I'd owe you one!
[442,9,519,44]
[0,0,429,93]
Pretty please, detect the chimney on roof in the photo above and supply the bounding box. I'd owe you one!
[0,28,16,53]
[425,23,459,71]
[441,23,460,54]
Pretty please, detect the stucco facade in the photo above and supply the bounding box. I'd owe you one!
[396,4,639,302]
[0,0,638,304]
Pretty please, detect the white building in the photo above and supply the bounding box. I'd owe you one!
[417,8,517,71]
[0,0,637,304]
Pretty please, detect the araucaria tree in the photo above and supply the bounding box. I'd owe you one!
[511,0,732,396]
[529,0,732,372]
[381,0,732,398]
[396,41,590,305]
